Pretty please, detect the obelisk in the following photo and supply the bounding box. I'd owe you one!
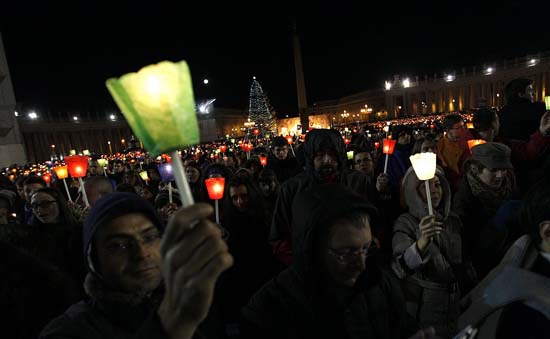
[0,33,27,167]
[293,23,309,132]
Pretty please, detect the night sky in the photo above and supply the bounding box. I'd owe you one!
[2,1,549,118]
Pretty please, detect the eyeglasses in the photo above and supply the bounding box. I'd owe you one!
[31,200,57,210]
[328,242,377,263]
[104,232,161,256]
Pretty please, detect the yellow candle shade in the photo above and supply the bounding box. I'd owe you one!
[347,151,354,160]
[139,171,149,181]
[69,150,76,156]
[83,150,91,156]
[106,60,200,155]
[53,165,69,180]
[467,139,487,152]
[96,159,108,168]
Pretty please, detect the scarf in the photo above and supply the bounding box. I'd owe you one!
[467,171,513,215]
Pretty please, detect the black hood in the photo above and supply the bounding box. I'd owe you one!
[303,129,347,173]
[290,184,378,282]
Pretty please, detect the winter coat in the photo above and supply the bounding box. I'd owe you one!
[392,167,475,338]
[265,155,302,184]
[40,273,192,339]
[243,184,417,339]
[0,241,80,339]
[459,235,550,339]
[270,129,375,266]
[216,205,281,337]
[436,136,470,192]
[40,193,209,339]
[499,99,546,141]
[452,172,519,279]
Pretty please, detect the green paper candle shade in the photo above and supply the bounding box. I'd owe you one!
[106,60,200,155]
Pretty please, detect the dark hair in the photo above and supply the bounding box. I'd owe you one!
[23,176,47,187]
[473,108,498,132]
[520,182,550,248]
[30,187,77,227]
[16,176,26,187]
[272,136,289,148]
[113,160,123,165]
[505,78,532,104]
[223,176,268,218]
[442,114,464,131]
[411,136,436,155]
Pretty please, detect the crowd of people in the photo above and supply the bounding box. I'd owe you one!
[1,78,549,338]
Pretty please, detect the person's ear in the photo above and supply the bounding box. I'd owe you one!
[539,221,550,243]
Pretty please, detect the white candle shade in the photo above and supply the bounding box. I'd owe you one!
[409,152,437,181]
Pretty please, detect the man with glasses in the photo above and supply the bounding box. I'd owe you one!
[41,193,233,339]
[243,184,434,339]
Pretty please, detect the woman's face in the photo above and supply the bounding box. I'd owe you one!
[185,167,200,183]
[416,176,443,208]
[31,192,60,224]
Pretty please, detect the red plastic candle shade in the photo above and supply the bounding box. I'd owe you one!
[42,173,51,185]
[286,136,293,145]
[65,156,89,178]
[467,139,487,152]
[53,166,69,180]
[344,139,351,145]
[374,142,380,149]
[219,145,227,154]
[205,177,225,200]
[259,156,268,167]
[382,139,397,155]
[253,129,260,136]
[466,122,475,129]
[244,143,254,152]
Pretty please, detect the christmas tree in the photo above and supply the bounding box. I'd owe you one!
[248,77,276,134]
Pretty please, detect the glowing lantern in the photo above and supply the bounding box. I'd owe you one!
[65,155,89,178]
[253,129,260,136]
[53,165,72,202]
[64,156,89,206]
[430,124,435,129]
[545,96,550,110]
[139,171,149,182]
[467,139,487,153]
[205,177,225,200]
[466,122,474,129]
[53,166,69,180]
[344,139,351,145]
[97,158,108,168]
[286,136,293,145]
[382,139,397,174]
[205,176,225,225]
[158,163,174,182]
[259,156,268,167]
[82,150,90,156]
[219,145,227,154]
[382,139,397,155]
[106,60,199,208]
[347,151,354,160]
[42,173,51,187]
[374,142,380,149]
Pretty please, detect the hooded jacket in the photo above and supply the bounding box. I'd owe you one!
[270,129,375,266]
[39,193,207,339]
[243,184,417,339]
[392,167,474,337]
